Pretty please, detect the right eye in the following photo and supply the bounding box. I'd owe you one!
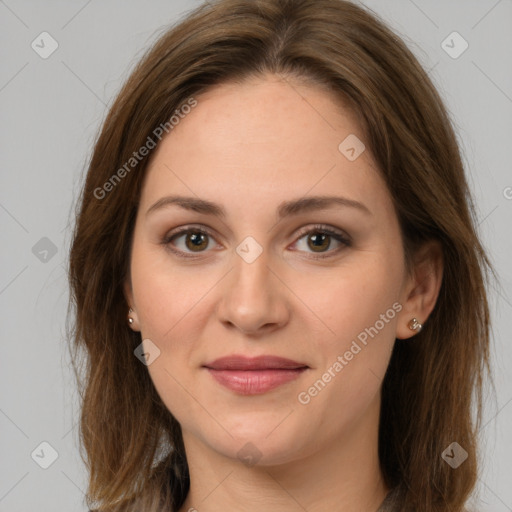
[162,226,219,258]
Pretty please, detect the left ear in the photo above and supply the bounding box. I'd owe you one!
[396,239,444,340]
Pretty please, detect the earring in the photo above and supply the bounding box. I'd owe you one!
[128,308,134,325]
[408,317,423,332]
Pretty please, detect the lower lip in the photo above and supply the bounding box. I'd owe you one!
[205,368,308,395]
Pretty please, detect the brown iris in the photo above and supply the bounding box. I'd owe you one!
[185,232,209,252]
[307,232,330,252]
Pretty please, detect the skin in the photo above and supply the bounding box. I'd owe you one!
[124,73,443,512]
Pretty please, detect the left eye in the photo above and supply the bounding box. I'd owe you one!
[162,224,351,259]
[293,227,351,257]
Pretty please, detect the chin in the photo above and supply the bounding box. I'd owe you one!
[202,420,311,467]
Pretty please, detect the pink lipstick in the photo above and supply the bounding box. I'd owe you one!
[203,355,309,395]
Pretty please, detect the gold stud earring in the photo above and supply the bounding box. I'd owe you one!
[408,317,423,332]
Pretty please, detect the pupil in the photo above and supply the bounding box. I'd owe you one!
[189,233,206,250]
[310,233,328,251]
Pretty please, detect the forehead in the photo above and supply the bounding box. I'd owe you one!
[140,75,392,220]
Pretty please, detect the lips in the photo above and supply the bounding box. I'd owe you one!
[203,355,308,371]
[203,355,309,395]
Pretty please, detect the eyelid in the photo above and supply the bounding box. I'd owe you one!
[294,224,352,244]
[161,224,218,259]
[161,223,351,259]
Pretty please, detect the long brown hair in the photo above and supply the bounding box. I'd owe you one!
[67,0,495,510]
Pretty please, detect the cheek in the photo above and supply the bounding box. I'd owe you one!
[293,250,402,344]
[130,239,210,341]
[296,306,398,443]
[131,261,209,425]
[293,253,401,410]
[129,243,216,400]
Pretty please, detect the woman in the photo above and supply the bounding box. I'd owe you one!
[68,0,493,510]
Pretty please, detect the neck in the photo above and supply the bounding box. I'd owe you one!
[178,395,389,512]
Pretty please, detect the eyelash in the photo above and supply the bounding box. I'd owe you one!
[161,224,352,260]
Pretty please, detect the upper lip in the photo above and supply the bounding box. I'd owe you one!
[203,355,309,371]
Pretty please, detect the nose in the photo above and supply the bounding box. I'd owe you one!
[215,247,290,336]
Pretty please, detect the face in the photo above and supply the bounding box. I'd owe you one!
[125,74,411,466]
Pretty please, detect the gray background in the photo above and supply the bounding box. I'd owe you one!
[1,1,511,510]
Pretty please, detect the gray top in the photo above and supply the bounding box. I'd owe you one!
[376,486,400,511]
[376,487,470,512]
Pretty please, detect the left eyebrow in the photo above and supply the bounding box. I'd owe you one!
[277,195,372,217]
[145,194,372,218]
